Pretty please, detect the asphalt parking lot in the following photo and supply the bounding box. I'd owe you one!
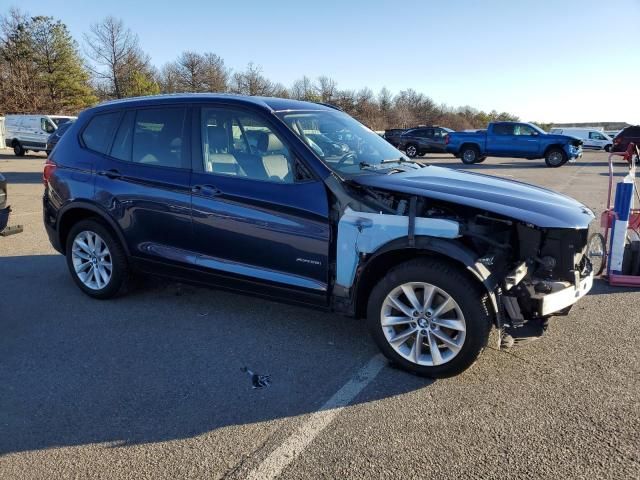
[0,150,638,479]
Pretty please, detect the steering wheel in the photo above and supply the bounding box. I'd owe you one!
[336,152,357,167]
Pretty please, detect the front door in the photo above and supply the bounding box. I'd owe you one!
[93,107,193,265]
[190,105,330,304]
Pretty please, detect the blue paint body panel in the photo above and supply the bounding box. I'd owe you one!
[353,166,595,229]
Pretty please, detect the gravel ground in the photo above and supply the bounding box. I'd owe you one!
[0,150,638,479]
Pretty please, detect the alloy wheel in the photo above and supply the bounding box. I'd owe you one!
[71,231,113,290]
[380,282,466,366]
[406,145,417,157]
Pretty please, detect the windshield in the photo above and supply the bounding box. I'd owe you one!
[276,110,408,174]
[529,123,546,134]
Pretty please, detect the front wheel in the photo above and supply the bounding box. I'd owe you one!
[367,259,492,378]
[65,219,130,299]
[545,148,568,167]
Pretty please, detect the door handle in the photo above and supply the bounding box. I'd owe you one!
[98,169,122,179]
[192,184,221,196]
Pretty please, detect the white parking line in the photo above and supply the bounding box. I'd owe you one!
[246,354,387,480]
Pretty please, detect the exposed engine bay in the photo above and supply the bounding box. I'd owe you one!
[334,182,594,346]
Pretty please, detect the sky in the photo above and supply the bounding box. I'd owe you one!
[8,0,640,124]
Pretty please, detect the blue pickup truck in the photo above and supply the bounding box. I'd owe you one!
[445,122,583,167]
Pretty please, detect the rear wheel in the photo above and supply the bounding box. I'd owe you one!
[65,219,130,299]
[545,148,567,167]
[405,144,418,158]
[604,144,611,152]
[367,259,492,378]
[13,142,25,157]
[461,146,480,164]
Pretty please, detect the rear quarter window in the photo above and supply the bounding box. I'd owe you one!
[81,112,121,154]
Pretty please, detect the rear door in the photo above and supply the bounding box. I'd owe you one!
[93,106,193,265]
[189,104,330,304]
[487,123,516,156]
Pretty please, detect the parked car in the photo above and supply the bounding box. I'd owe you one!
[445,121,583,167]
[612,125,640,154]
[0,173,22,236]
[43,94,595,378]
[383,128,406,147]
[397,126,453,158]
[4,114,76,156]
[604,130,621,139]
[549,127,613,152]
[45,120,75,154]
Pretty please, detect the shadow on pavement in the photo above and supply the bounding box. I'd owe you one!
[0,171,44,184]
[0,254,433,456]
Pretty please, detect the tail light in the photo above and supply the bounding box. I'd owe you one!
[43,158,57,186]
[613,136,621,145]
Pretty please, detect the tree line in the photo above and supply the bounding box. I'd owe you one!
[0,8,520,131]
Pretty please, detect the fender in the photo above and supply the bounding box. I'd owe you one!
[57,200,131,256]
[345,235,501,322]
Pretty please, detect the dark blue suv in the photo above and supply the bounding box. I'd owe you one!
[44,94,595,378]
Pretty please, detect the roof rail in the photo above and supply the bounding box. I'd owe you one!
[316,102,343,111]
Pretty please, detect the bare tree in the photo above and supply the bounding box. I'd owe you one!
[84,16,156,99]
[230,62,275,96]
[290,76,319,102]
[316,75,337,103]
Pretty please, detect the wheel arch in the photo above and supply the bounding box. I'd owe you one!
[57,201,130,256]
[351,236,499,322]
[543,143,566,157]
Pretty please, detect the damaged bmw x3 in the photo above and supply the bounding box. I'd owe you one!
[43,94,595,378]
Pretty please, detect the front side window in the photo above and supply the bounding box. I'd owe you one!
[514,124,536,136]
[41,118,55,134]
[201,108,297,183]
[81,112,121,154]
[589,132,606,140]
[277,109,407,175]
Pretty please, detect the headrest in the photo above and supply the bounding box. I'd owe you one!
[208,126,227,151]
[258,133,283,153]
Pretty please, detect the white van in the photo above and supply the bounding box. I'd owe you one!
[4,114,77,156]
[549,127,613,152]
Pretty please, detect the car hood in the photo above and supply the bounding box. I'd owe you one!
[352,165,594,228]
[545,133,583,145]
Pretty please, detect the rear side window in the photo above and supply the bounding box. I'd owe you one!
[493,124,514,135]
[109,108,187,168]
[81,112,120,154]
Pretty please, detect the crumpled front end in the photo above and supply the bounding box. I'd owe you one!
[498,224,594,344]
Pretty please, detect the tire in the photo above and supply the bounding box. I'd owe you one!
[65,219,130,299]
[586,233,606,277]
[405,144,418,158]
[461,146,480,164]
[13,142,25,157]
[367,258,492,378]
[544,148,568,168]
[604,144,612,153]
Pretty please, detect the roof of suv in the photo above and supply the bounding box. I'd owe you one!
[92,93,336,114]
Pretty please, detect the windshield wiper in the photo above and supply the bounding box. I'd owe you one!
[359,157,423,171]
